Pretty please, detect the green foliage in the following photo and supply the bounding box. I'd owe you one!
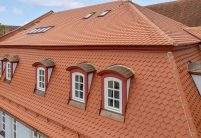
[0,23,5,36]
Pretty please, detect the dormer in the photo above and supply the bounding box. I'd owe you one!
[32,59,55,96]
[66,62,96,110]
[4,55,19,84]
[98,64,134,122]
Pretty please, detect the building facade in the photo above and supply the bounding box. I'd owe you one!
[0,1,200,138]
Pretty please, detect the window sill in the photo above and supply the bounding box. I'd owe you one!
[34,89,45,96]
[4,79,11,84]
[100,109,124,122]
[69,100,85,110]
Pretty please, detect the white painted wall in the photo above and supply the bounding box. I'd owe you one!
[192,75,201,95]
[48,68,53,82]
[88,73,93,91]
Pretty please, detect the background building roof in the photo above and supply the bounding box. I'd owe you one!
[147,0,201,27]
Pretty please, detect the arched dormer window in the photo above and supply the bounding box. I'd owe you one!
[98,65,134,122]
[32,59,55,96]
[4,56,19,84]
[66,62,96,110]
[0,55,7,78]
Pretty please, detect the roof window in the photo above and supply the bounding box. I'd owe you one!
[98,10,111,17]
[28,26,52,34]
[83,12,95,19]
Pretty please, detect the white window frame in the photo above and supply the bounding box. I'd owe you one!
[33,131,43,138]
[37,67,45,91]
[1,112,5,134]
[12,118,16,138]
[104,77,122,114]
[6,62,12,80]
[72,72,85,103]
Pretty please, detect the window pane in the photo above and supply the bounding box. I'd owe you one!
[80,76,83,83]
[108,90,113,98]
[108,81,113,88]
[80,84,83,91]
[75,75,79,81]
[75,83,79,89]
[75,90,78,97]
[114,100,119,108]
[42,83,44,88]
[108,99,113,107]
[114,91,119,99]
[41,70,44,75]
[42,76,44,81]
[114,81,119,89]
[80,92,83,99]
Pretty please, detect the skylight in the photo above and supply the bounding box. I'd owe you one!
[83,12,95,19]
[98,10,111,17]
[28,26,52,34]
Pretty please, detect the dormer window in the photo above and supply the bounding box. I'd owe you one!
[105,77,122,113]
[98,10,111,17]
[32,59,55,96]
[37,67,45,91]
[6,62,12,81]
[83,12,95,19]
[98,65,134,122]
[72,72,85,102]
[66,62,96,110]
[188,62,201,95]
[4,56,19,84]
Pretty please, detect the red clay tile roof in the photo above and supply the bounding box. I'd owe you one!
[0,1,199,47]
[0,1,200,138]
[0,46,201,137]
[146,0,201,27]
[184,26,201,40]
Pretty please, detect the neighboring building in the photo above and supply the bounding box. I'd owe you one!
[0,1,200,138]
[4,25,20,35]
[0,25,20,36]
[147,0,201,27]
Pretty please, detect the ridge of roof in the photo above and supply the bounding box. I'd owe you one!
[128,2,175,46]
[0,10,54,42]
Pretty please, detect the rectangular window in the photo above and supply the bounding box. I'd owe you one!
[6,62,11,80]
[104,77,122,114]
[37,68,45,91]
[72,73,85,103]
[83,12,95,19]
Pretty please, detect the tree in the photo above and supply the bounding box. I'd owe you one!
[0,23,5,36]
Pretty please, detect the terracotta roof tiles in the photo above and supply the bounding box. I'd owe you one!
[0,48,198,137]
[0,1,199,47]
